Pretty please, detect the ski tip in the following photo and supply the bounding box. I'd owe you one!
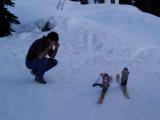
[98,102,103,104]
[127,97,131,99]
[98,100,103,104]
[125,95,130,99]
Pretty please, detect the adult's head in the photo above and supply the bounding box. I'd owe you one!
[42,31,59,48]
[46,31,59,42]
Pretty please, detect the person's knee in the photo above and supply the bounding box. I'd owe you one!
[54,59,58,65]
[25,60,32,69]
[50,59,58,67]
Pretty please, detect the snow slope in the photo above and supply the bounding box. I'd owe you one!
[0,0,160,120]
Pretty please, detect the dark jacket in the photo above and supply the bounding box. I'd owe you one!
[121,70,129,81]
[26,36,54,61]
[92,77,112,88]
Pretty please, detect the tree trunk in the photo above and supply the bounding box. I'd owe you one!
[99,0,105,3]
[80,0,88,4]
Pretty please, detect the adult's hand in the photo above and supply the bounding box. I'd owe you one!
[55,42,60,49]
[38,47,50,59]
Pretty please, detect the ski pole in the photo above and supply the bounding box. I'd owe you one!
[61,0,66,10]
[56,0,62,9]
[94,73,102,83]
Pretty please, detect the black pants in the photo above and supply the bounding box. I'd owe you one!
[26,57,57,79]
[121,80,128,87]
[101,86,109,97]
[93,83,109,97]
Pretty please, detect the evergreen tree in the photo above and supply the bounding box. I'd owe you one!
[134,0,160,17]
[151,0,160,16]
[134,0,151,12]
[0,0,20,37]
[119,0,133,5]
[80,0,88,4]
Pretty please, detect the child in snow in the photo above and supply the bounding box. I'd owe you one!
[25,31,60,84]
[93,73,112,103]
[116,73,120,82]
[116,67,130,98]
[116,67,129,88]
[121,67,129,88]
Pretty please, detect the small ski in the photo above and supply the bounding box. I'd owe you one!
[116,77,130,99]
[121,86,130,99]
[93,73,112,104]
[98,95,105,104]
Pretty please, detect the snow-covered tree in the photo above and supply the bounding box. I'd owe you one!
[0,0,20,37]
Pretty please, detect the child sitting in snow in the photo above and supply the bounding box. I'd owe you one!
[116,67,129,88]
[92,73,112,103]
[121,67,129,88]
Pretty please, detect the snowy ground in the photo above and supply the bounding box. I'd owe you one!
[0,0,160,120]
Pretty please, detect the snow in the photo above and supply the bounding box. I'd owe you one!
[1,0,160,120]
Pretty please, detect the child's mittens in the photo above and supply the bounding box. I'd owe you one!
[92,83,96,87]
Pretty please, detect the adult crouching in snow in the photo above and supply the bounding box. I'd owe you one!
[25,31,59,84]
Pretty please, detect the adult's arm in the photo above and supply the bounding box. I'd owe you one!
[38,47,50,59]
[92,83,103,87]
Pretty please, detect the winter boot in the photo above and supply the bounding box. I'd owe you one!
[31,69,36,76]
[98,95,104,104]
[35,77,47,84]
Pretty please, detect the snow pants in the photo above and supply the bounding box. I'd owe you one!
[26,57,58,79]
[101,85,109,97]
[121,80,128,87]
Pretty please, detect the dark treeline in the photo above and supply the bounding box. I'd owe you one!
[119,0,133,5]
[77,0,160,17]
[134,0,160,17]
[119,0,160,17]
